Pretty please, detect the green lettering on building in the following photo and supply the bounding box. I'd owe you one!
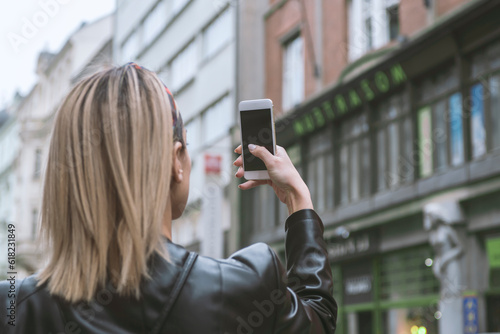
[293,120,305,136]
[348,90,362,108]
[322,101,336,120]
[312,107,325,128]
[360,79,375,101]
[304,114,315,133]
[335,95,348,115]
[375,71,390,93]
[390,64,407,85]
[288,63,407,139]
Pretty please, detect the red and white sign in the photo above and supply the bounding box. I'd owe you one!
[204,154,222,174]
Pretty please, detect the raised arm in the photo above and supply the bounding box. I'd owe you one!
[234,144,337,333]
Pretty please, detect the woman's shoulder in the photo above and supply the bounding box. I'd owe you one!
[193,242,282,293]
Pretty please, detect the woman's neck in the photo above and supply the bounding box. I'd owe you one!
[162,199,173,241]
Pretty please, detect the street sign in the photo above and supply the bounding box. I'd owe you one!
[204,154,222,174]
[463,294,478,334]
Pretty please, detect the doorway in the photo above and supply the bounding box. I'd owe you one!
[347,311,374,334]
[487,295,500,332]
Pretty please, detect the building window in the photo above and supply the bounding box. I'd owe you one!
[172,0,189,14]
[185,117,201,154]
[416,64,463,178]
[122,31,140,62]
[387,4,399,41]
[282,34,304,111]
[202,95,232,144]
[143,1,167,46]
[306,128,334,213]
[469,39,500,157]
[348,0,400,61]
[470,84,486,158]
[33,148,42,179]
[170,40,197,92]
[381,246,439,300]
[375,91,412,191]
[202,8,233,61]
[339,112,370,204]
[491,74,500,150]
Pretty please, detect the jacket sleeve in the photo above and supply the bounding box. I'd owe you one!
[271,209,337,333]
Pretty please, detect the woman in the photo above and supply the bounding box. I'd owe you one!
[0,63,337,333]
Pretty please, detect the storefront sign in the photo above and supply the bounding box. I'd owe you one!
[327,231,379,262]
[291,64,407,137]
[343,261,373,305]
[486,237,500,268]
[463,294,478,334]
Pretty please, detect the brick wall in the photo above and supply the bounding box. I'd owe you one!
[322,0,348,86]
[264,0,475,116]
[265,0,303,116]
[399,0,428,37]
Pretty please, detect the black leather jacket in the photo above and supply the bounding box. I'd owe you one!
[1,209,337,333]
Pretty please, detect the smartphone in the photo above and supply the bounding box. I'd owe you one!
[239,99,276,180]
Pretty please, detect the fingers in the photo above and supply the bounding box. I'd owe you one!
[238,179,268,190]
[234,145,242,154]
[235,166,244,178]
[233,155,243,167]
[248,144,274,164]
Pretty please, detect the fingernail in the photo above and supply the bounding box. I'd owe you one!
[248,144,256,151]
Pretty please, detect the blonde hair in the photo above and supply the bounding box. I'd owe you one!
[37,64,173,303]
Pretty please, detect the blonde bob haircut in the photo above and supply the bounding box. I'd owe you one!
[37,64,173,303]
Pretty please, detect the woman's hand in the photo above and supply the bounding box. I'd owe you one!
[233,144,313,215]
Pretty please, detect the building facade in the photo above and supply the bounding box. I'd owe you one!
[239,0,500,333]
[12,15,113,277]
[0,96,23,280]
[114,0,239,257]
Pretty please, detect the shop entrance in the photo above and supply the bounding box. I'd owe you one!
[346,311,374,334]
[487,295,500,332]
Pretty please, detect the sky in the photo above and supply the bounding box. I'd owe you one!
[0,0,116,109]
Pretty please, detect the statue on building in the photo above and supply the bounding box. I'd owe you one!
[423,201,465,334]
[424,202,464,298]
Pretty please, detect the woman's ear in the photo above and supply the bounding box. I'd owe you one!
[171,141,184,183]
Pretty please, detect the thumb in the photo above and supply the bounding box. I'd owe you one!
[248,144,274,163]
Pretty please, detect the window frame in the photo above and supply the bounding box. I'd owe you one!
[468,40,500,157]
[282,32,305,112]
[202,7,234,62]
[374,90,412,191]
[168,38,198,93]
[415,63,463,177]
[337,110,371,205]
[305,125,335,213]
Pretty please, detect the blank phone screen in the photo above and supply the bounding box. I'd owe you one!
[240,108,274,171]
